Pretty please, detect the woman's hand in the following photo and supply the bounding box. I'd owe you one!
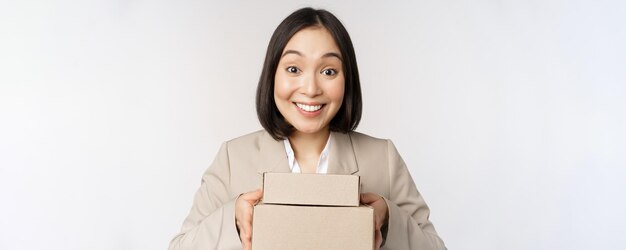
[360,192,389,250]
[235,188,263,250]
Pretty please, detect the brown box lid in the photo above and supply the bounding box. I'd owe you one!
[262,172,360,207]
[252,204,374,250]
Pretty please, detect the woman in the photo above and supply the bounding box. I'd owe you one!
[169,7,446,250]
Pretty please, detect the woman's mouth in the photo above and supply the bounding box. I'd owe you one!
[295,102,324,112]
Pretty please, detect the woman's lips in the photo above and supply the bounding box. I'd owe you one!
[295,103,323,112]
[294,102,324,117]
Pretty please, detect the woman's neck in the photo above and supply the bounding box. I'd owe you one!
[288,129,330,161]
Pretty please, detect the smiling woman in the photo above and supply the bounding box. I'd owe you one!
[169,7,446,250]
[274,27,346,146]
[256,8,362,142]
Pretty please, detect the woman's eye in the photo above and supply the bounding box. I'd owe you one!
[286,66,300,74]
[321,69,337,76]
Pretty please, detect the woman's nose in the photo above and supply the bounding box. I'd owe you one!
[300,72,322,97]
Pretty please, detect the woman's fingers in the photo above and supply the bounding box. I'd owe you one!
[239,220,252,250]
[375,229,383,250]
[360,192,382,204]
[241,187,264,204]
[241,212,253,240]
[241,228,252,250]
[242,235,252,250]
[360,192,387,225]
[236,188,263,250]
[250,187,263,201]
[361,192,388,248]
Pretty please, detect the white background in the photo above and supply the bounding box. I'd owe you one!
[1,0,625,249]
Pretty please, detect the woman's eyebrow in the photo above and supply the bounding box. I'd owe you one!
[281,50,302,58]
[322,52,342,61]
[281,50,342,61]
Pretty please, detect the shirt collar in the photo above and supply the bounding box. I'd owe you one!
[283,134,332,173]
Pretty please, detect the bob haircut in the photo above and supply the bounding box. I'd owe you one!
[256,7,363,140]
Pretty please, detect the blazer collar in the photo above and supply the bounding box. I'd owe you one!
[257,131,290,174]
[327,131,359,175]
[256,131,359,175]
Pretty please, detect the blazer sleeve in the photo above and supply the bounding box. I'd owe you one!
[168,142,242,250]
[382,140,446,250]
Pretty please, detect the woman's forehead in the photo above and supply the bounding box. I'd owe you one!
[282,26,341,59]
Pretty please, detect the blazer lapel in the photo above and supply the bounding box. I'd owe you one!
[327,132,359,175]
[257,132,291,174]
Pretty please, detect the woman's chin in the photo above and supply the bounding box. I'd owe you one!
[292,125,328,135]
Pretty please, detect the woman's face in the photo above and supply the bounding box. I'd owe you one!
[274,26,345,135]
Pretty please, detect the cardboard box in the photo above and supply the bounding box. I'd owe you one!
[252,204,374,250]
[252,173,373,249]
[262,173,360,207]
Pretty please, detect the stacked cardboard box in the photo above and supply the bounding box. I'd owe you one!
[252,173,374,250]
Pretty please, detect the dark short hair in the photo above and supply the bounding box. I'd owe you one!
[256,7,363,140]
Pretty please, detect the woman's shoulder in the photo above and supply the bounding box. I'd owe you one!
[227,130,269,142]
[224,130,273,148]
[345,131,395,155]
[347,131,389,145]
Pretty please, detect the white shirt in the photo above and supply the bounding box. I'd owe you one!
[283,135,331,174]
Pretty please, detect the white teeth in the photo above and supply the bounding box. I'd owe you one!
[296,103,323,112]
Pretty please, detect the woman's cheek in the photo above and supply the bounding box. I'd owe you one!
[274,75,294,99]
[328,76,345,102]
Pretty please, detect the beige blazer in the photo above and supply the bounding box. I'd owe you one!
[169,130,446,250]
